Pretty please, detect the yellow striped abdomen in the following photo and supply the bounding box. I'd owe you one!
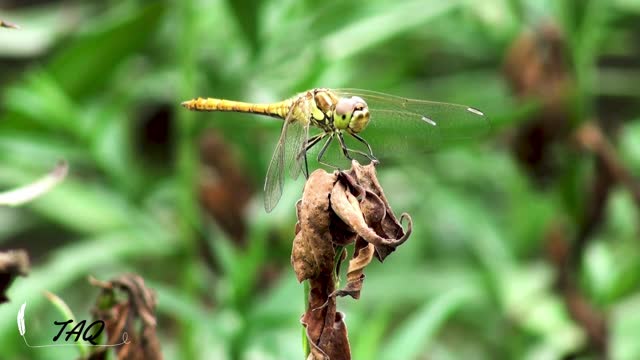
[181,97,291,119]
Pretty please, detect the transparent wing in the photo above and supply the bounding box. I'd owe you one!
[333,89,490,156]
[286,100,310,181]
[263,97,310,212]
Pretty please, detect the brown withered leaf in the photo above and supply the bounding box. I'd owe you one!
[302,274,351,360]
[331,238,374,300]
[0,20,19,29]
[295,161,411,360]
[313,310,350,360]
[292,170,338,282]
[87,274,161,360]
[504,22,574,185]
[0,250,29,304]
[329,211,358,247]
[199,132,254,243]
[333,165,412,261]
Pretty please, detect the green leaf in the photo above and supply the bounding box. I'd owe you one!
[3,70,81,136]
[43,291,88,357]
[620,119,640,169]
[378,287,475,360]
[322,0,460,61]
[46,2,166,98]
[612,294,640,360]
[227,0,260,52]
[351,306,393,360]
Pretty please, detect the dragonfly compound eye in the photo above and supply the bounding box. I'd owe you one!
[335,96,369,132]
[348,97,370,133]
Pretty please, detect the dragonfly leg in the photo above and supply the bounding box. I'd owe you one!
[336,132,354,160]
[338,132,377,163]
[303,149,309,179]
[348,132,378,162]
[297,134,326,178]
[304,133,325,152]
[317,134,338,169]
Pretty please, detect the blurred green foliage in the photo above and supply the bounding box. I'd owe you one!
[0,0,639,359]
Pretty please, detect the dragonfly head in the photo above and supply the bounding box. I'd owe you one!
[334,96,370,133]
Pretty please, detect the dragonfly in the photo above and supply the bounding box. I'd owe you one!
[182,88,489,212]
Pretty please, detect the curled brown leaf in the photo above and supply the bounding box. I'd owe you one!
[333,166,412,261]
[88,274,161,360]
[291,170,338,282]
[294,160,411,360]
[330,238,374,300]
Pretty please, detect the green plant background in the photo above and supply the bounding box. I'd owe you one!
[1,0,639,359]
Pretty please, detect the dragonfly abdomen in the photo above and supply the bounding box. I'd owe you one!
[181,97,291,119]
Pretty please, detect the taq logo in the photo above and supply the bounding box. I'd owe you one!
[17,302,129,348]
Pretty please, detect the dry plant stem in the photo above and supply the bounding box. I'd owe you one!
[505,25,618,358]
[573,157,614,266]
[302,280,311,357]
[546,223,608,356]
[292,161,411,360]
[549,121,640,356]
[536,121,637,357]
[575,122,640,208]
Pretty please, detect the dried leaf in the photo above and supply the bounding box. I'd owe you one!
[329,211,358,247]
[503,23,574,185]
[294,161,411,359]
[199,132,254,243]
[331,238,374,300]
[88,274,161,360]
[302,274,338,360]
[291,170,338,282]
[315,311,350,360]
[348,163,412,256]
[0,161,68,207]
[331,167,412,261]
[302,274,351,360]
[0,250,29,304]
